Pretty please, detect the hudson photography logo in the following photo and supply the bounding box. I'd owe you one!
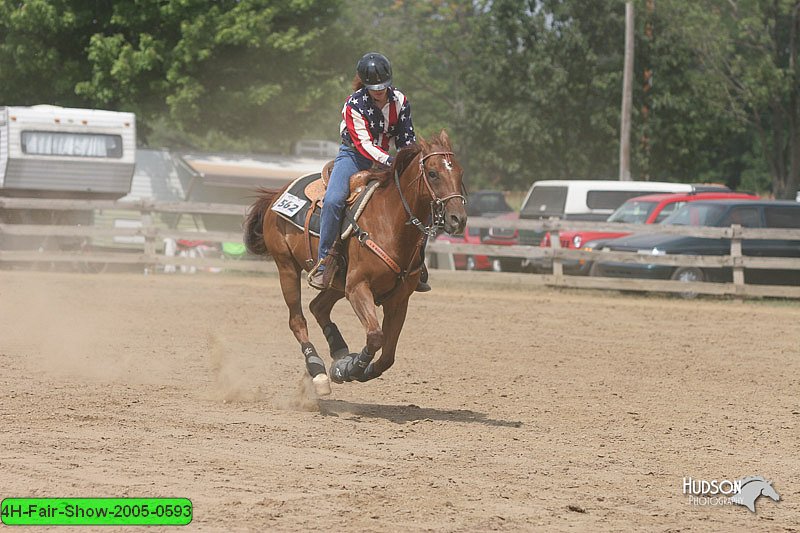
[683,476,780,513]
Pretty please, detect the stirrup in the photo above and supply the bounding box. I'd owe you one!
[307,255,339,290]
[308,264,326,290]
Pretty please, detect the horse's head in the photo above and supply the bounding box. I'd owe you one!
[417,130,468,236]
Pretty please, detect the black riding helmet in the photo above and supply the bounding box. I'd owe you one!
[357,52,392,90]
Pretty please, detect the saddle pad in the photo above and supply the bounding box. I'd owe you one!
[272,172,380,239]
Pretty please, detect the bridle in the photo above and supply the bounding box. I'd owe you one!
[394,150,467,236]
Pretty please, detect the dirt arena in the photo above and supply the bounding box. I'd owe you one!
[1,269,798,531]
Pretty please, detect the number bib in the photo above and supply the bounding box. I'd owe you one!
[271,191,307,217]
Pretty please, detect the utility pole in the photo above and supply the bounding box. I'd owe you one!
[619,1,634,181]
[640,0,655,181]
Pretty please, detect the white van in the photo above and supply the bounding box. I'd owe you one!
[519,180,699,223]
[517,180,726,252]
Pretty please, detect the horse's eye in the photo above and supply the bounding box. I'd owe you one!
[428,170,439,180]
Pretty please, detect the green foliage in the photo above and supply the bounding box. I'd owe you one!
[1,0,346,151]
[459,0,628,189]
[0,0,797,197]
[0,0,109,106]
[663,0,800,198]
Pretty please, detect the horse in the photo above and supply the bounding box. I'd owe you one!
[243,130,467,396]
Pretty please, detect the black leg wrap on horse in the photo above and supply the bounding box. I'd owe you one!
[322,323,349,359]
[354,362,382,383]
[330,347,375,383]
[301,342,326,378]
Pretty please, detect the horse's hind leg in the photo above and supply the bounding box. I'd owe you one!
[309,290,349,360]
[274,255,331,396]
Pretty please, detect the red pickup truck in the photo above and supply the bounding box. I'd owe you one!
[541,191,759,250]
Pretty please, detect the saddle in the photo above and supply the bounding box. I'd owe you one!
[303,160,372,206]
[270,161,385,270]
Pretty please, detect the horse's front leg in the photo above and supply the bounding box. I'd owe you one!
[366,293,411,379]
[330,281,383,384]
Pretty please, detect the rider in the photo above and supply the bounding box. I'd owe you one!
[309,52,431,292]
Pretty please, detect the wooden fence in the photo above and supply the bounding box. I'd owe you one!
[0,197,274,274]
[1,197,799,299]
[426,216,800,299]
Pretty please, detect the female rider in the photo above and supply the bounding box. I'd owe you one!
[308,52,430,292]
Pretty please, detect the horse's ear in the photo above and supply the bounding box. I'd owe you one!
[417,135,429,152]
[439,129,452,149]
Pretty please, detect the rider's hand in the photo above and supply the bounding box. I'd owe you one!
[373,157,392,171]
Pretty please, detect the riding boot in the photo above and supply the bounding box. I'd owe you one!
[307,260,327,290]
[308,242,342,290]
[415,263,431,292]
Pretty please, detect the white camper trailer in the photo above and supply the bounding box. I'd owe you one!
[0,105,136,254]
[0,105,136,198]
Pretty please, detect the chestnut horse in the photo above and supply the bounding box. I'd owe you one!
[243,130,467,396]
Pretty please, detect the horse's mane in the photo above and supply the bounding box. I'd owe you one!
[370,131,453,186]
[390,144,422,177]
[386,131,453,180]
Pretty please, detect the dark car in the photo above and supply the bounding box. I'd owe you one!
[556,191,759,276]
[587,200,800,285]
[465,190,513,218]
[431,190,513,271]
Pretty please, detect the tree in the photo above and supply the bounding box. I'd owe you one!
[667,0,800,198]
[632,0,756,189]
[0,0,108,107]
[80,0,346,150]
[0,0,347,152]
[459,0,629,190]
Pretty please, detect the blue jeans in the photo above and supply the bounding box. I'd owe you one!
[318,146,372,261]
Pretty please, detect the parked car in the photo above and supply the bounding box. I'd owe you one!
[431,190,513,271]
[465,190,513,218]
[482,211,522,272]
[543,191,759,275]
[434,225,495,271]
[516,180,714,272]
[586,200,800,285]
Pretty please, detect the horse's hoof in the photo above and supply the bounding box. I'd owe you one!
[330,357,351,384]
[312,374,332,396]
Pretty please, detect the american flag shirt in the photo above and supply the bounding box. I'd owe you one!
[340,86,416,165]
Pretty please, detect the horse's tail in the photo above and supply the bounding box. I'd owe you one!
[243,189,276,256]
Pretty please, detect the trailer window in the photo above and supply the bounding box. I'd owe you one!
[21,131,123,158]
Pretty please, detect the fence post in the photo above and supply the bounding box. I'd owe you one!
[730,223,744,294]
[142,208,156,274]
[551,230,563,282]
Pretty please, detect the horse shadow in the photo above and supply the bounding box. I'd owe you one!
[318,400,523,428]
